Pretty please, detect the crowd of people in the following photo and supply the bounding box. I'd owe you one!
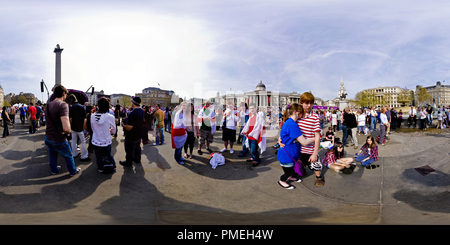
[2,84,450,191]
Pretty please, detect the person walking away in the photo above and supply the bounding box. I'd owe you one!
[91,97,117,173]
[241,104,266,167]
[220,101,239,154]
[355,135,379,169]
[277,103,317,189]
[172,102,188,165]
[322,142,355,173]
[152,104,165,145]
[119,96,145,167]
[35,103,42,129]
[184,103,199,159]
[379,107,389,146]
[197,100,216,155]
[67,94,90,162]
[19,105,26,124]
[44,84,81,176]
[2,106,11,137]
[9,105,16,125]
[27,102,37,134]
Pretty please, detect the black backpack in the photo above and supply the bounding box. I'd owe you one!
[101,158,116,174]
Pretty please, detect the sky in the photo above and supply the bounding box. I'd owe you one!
[1,0,450,103]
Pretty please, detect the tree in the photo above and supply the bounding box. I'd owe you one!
[354,90,378,108]
[354,89,396,108]
[415,86,432,107]
[119,95,131,107]
[11,95,28,105]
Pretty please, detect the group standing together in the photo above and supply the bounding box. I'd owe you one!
[4,84,446,193]
[40,84,268,176]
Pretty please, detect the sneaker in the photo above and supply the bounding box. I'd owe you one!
[220,148,227,153]
[230,149,234,154]
[178,161,185,165]
[198,150,203,155]
[70,167,81,177]
[206,148,213,153]
[153,143,159,146]
[51,166,62,175]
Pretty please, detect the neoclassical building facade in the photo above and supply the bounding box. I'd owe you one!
[211,81,302,109]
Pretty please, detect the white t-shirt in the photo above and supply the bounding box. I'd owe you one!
[357,114,366,126]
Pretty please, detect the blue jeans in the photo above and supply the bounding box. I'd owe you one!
[355,153,375,166]
[370,117,377,131]
[44,137,77,175]
[156,127,164,145]
[2,120,9,137]
[174,147,183,163]
[239,133,249,157]
[249,139,260,163]
[93,144,116,170]
[342,125,348,144]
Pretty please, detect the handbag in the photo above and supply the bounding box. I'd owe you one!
[283,147,304,176]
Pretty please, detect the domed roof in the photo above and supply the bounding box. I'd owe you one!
[255,80,266,91]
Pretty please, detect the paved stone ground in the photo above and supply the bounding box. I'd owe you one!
[1,117,450,224]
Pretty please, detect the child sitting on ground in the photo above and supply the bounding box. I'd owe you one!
[323,126,334,144]
[322,141,355,174]
[355,135,379,169]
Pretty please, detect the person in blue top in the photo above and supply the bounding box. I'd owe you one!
[277,103,317,189]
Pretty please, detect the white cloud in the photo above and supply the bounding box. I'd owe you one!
[1,0,450,104]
